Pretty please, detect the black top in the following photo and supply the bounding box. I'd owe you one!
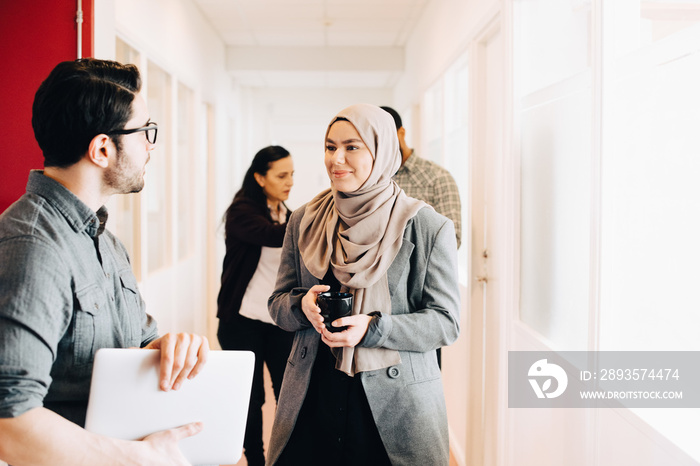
[276,269,391,466]
[216,197,291,323]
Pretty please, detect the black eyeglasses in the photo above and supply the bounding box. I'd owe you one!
[107,121,158,144]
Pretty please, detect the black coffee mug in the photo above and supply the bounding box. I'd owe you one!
[317,291,354,332]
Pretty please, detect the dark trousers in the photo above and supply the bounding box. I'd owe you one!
[218,315,294,466]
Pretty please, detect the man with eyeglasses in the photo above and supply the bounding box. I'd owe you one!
[0,58,208,465]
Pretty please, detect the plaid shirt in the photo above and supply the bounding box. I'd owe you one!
[393,152,462,248]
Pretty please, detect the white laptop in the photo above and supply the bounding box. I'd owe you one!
[85,348,254,465]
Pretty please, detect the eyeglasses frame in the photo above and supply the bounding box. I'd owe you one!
[106,121,158,144]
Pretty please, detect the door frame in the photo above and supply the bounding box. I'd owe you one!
[464,7,513,466]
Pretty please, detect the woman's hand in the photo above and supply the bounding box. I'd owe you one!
[321,314,373,348]
[301,285,330,333]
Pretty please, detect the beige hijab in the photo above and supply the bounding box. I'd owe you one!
[298,103,427,376]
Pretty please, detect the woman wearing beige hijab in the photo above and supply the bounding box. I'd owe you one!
[267,103,460,466]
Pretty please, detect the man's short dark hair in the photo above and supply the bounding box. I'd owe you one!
[32,58,142,168]
[380,106,402,131]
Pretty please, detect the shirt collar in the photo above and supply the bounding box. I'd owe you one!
[269,202,288,224]
[400,149,417,173]
[26,170,107,237]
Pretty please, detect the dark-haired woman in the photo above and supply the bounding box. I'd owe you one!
[216,145,295,466]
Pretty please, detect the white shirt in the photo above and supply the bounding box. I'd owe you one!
[239,203,287,324]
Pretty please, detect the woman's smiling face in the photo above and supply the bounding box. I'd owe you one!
[324,120,374,193]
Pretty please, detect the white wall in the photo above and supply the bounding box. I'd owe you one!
[393,0,499,112]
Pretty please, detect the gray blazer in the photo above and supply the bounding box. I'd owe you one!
[267,205,460,466]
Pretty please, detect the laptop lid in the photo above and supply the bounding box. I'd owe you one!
[85,348,254,465]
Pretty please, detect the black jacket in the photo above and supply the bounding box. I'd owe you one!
[216,197,291,323]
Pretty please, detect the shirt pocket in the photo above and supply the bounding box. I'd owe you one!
[119,271,140,307]
[73,284,107,368]
[119,270,143,346]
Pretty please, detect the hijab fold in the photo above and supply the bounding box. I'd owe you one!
[298,103,428,376]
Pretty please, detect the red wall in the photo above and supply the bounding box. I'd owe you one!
[0,2,94,213]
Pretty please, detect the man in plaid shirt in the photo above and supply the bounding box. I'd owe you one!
[381,106,462,249]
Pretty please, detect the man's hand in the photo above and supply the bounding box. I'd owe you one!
[0,407,203,466]
[140,421,203,465]
[144,333,209,391]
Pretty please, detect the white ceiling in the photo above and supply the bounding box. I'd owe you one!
[192,0,432,88]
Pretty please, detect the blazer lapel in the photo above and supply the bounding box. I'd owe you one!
[387,239,414,295]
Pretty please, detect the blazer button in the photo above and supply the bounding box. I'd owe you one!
[301,347,307,359]
[387,366,400,378]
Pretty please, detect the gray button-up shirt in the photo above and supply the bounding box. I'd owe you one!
[0,170,158,426]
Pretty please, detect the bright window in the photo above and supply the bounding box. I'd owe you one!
[515,0,592,351]
[417,52,469,278]
[515,0,700,458]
